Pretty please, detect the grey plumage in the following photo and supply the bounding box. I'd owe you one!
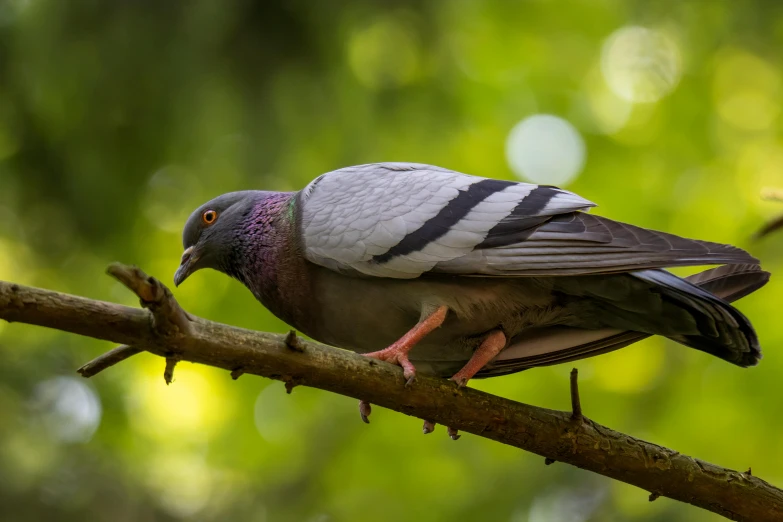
[300,163,752,278]
[175,163,768,381]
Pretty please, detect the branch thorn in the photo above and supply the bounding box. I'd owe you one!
[164,354,180,385]
[570,368,583,421]
[284,330,304,352]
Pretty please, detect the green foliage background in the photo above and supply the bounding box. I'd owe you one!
[1,1,782,520]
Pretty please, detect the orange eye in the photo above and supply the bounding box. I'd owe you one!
[202,210,218,225]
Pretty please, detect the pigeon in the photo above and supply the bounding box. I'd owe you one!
[174,163,768,393]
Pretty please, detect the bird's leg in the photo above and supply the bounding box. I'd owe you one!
[428,330,506,439]
[450,330,507,387]
[362,305,448,385]
[357,306,448,424]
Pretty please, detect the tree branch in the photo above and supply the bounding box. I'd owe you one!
[1,265,781,521]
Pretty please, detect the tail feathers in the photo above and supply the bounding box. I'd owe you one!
[480,264,768,378]
[685,263,769,302]
[633,269,761,367]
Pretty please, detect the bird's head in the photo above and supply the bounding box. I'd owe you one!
[174,190,265,286]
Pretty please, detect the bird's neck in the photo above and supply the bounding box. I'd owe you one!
[230,192,314,328]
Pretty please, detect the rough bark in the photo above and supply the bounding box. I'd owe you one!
[0,264,781,521]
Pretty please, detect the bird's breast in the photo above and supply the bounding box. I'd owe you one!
[302,265,562,369]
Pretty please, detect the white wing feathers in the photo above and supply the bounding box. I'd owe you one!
[299,163,594,278]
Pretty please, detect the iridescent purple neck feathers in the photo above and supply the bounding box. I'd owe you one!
[224,192,312,325]
[226,192,295,285]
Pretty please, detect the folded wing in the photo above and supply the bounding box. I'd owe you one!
[299,163,757,278]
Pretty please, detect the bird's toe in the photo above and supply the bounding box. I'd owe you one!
[449,375,468,388]
[358,400,372,424]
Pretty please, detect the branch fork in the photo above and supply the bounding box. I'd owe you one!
[77,264,193,382]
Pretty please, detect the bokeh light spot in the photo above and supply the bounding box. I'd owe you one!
[348,14,421,89]
[146,451,212,518]
[30,377,102,443]
[718,91,779,131]
[601,26,682,103]
[505,114,586,186]
[127,362,232,441]
[713,50,781,131]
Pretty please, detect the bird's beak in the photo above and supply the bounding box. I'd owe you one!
[174,246,199,287]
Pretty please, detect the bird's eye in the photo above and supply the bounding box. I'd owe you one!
[202,210,218,225]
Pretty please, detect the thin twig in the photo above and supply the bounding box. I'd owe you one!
[77,345,142,377]
[753,214,783,240]
[755,188,783,239]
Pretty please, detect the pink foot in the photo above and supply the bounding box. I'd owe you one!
[363,305,449,386]
[363,344,418,385]
[358,306,449,426]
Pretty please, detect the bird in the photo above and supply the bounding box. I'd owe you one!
[174,163,768,405]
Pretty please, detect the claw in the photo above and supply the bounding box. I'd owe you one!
[449,376,467,388]
[363,347,418,385]
[447,426,461,440]
[400,355,417,385]
[359,400,372,424]
[423,420,436,434]
[361,305,447,386]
